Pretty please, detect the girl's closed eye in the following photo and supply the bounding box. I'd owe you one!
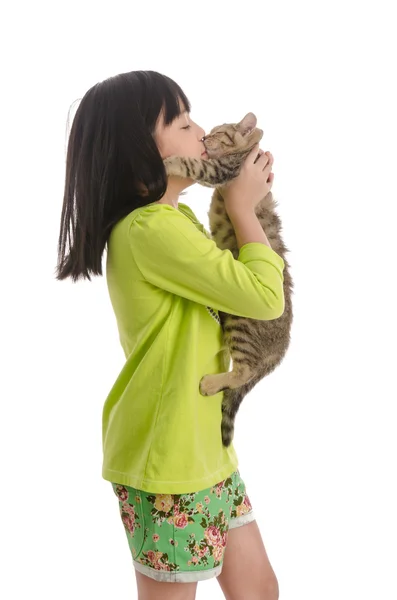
[181,125,191,130]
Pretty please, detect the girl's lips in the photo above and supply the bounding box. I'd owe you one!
[201,151,208,158]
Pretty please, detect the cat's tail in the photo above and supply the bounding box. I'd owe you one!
[221,387,244,447]
[220,363,278,447]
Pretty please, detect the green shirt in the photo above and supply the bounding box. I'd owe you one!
[102,201,285,494]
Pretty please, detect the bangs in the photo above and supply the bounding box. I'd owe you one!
[160,78,191,126]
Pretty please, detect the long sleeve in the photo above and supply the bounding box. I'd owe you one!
[129,204,285,321]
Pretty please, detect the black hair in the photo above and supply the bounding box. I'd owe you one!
[55,70,191,282]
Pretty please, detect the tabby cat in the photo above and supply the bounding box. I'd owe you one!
[163,113,294,447]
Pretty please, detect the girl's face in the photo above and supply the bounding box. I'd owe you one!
[154,102,207,161]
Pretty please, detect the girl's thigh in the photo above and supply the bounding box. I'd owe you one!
[135,570,197,600]
[216,520,279,600]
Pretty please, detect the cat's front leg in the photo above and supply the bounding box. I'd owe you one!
[163,156,215,188]
[163,156,240,187]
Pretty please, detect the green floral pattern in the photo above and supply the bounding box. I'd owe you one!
[111,470,253,576]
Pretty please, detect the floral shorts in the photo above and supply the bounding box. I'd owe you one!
[111,469,255,583]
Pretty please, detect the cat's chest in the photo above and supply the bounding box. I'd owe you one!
[208,194,275,243]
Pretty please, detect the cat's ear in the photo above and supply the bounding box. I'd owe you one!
[237,112,257,136]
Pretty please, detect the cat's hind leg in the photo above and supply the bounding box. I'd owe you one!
[199,363,256,396]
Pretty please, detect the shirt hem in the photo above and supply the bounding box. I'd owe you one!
[102,459,239,494]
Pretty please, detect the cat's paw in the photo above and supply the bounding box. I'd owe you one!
[199,374,223,396]
[163,156,185,177]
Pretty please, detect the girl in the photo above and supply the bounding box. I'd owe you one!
[56,70,283,600]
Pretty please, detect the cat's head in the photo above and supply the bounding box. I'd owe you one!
[203,113,263,158]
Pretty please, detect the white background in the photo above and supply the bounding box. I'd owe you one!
[2,1,396,598]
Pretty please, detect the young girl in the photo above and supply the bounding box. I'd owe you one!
[56,70,283,600]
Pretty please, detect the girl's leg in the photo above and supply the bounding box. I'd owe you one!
[135,570,197,600]
[216,471,279,600]
[216,520,279,600]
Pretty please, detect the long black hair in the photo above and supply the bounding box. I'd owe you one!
[55,70,191,282]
